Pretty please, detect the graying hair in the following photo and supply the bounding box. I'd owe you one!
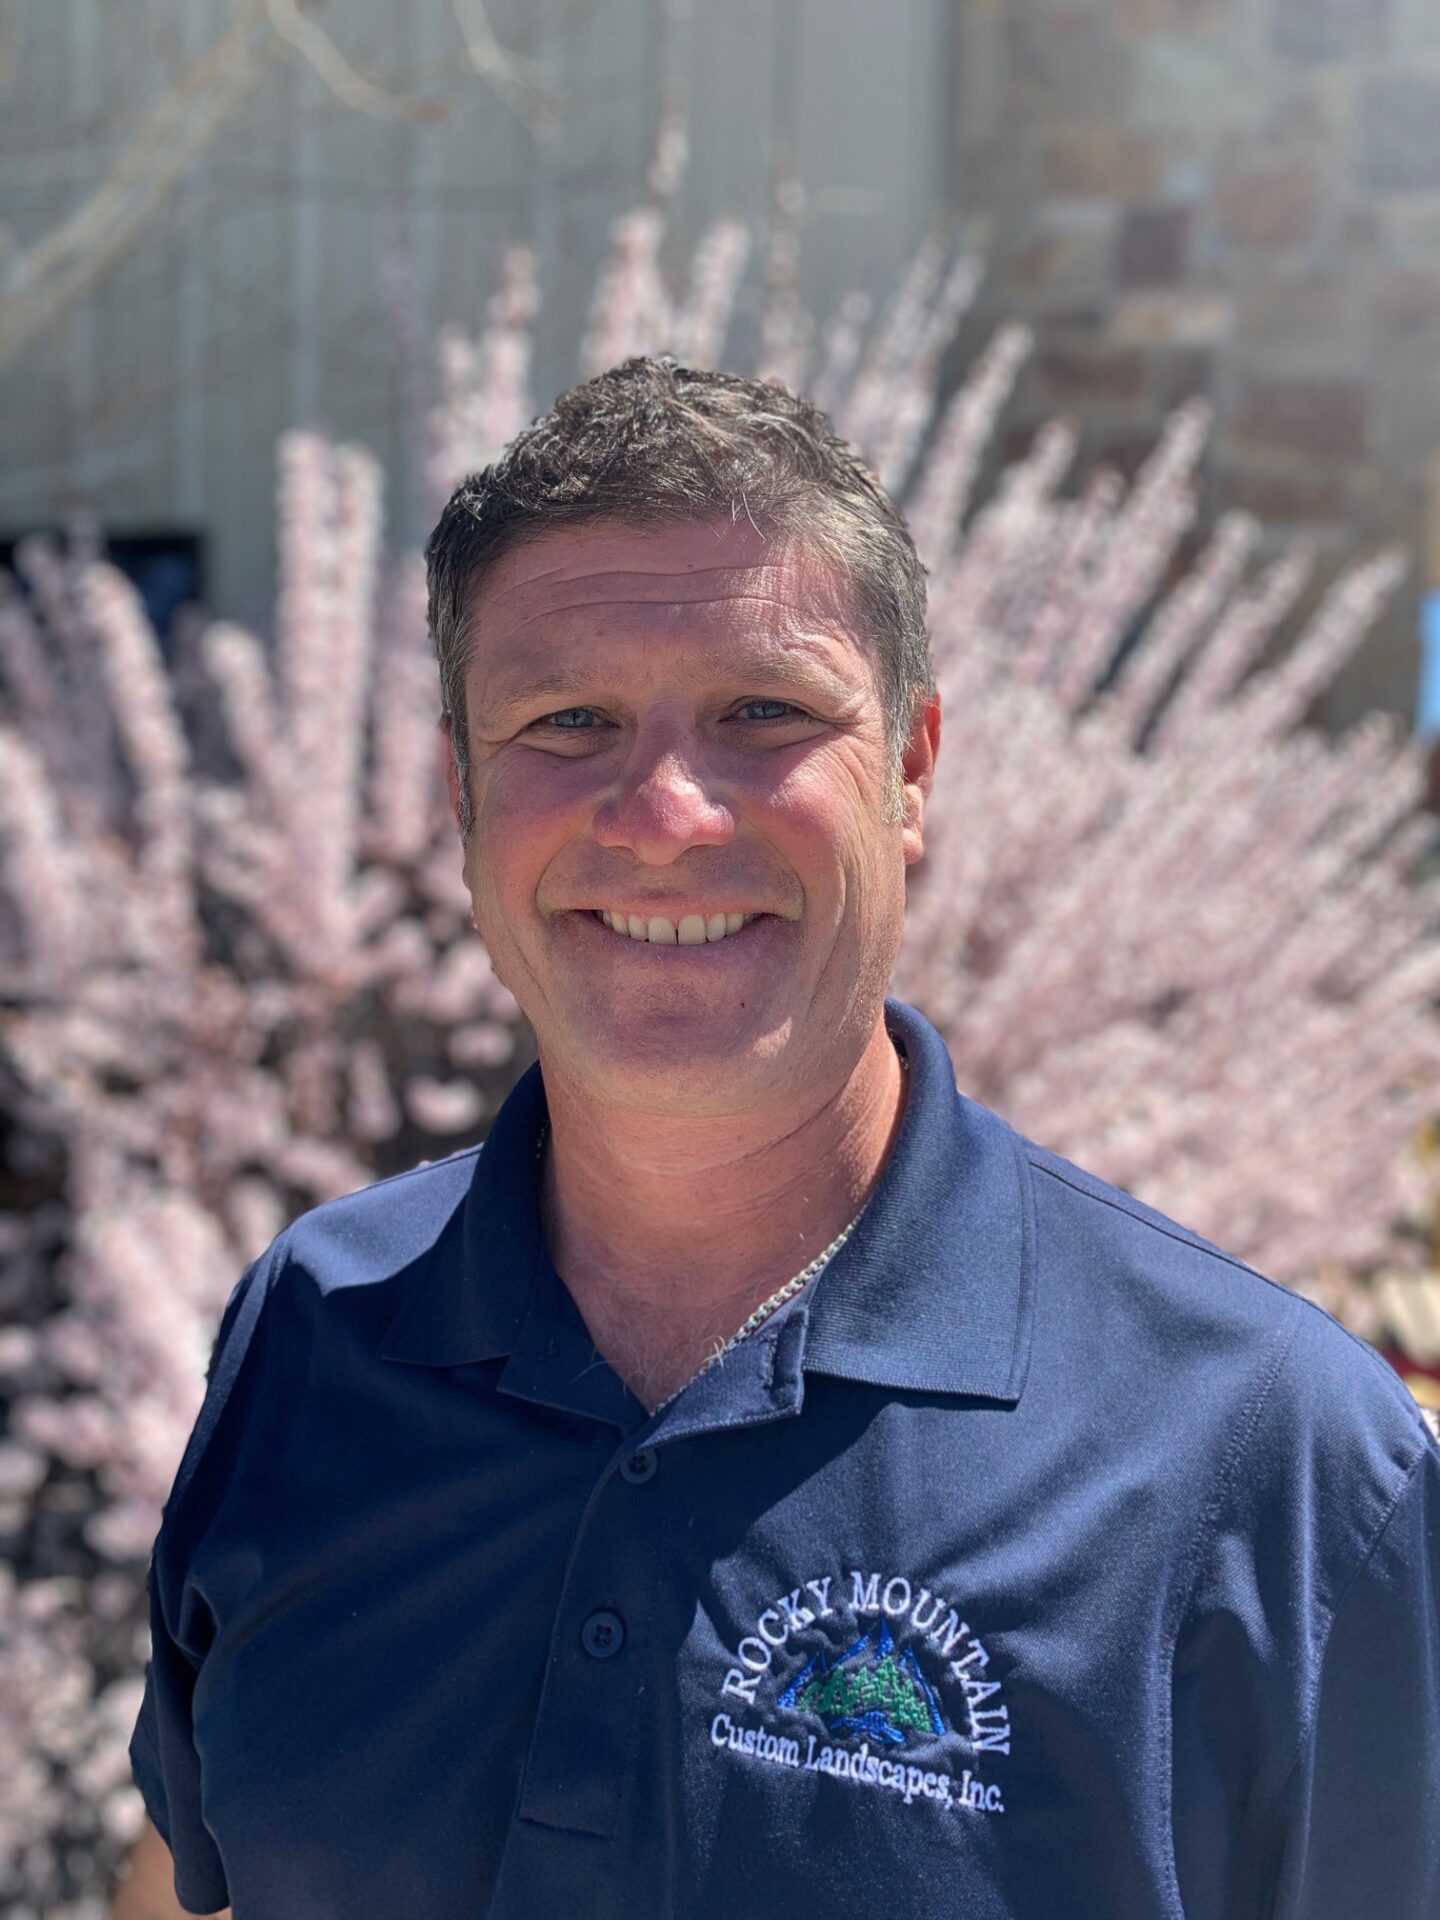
[424,355,932,837]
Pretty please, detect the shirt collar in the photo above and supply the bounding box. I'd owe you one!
[378,1052,549,1368]
[379,996,1036,1406]
[798,997,1035,1401]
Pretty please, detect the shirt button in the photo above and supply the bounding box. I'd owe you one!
[620,1448,658,1485]
[581,1609,625,1660]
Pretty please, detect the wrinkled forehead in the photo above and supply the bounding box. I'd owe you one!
[465,516,867,652]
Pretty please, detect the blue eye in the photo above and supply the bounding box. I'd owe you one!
[529,700,805,734]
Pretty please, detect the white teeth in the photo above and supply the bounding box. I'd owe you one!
[595,910,764,944]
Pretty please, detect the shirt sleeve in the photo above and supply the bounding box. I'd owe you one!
[1170,1307,1440,1920]
[128,1251,274,1915]
[1268,1429,1440,1919]
[130,1573,230,1915]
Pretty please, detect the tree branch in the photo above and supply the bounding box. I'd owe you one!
[449,0,553,131]
[0,0,529,374]
[264,0,449,123]
[0,0,277,371]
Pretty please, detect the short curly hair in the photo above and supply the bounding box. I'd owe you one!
[425,355,932,836]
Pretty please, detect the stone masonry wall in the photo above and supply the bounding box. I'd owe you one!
[950,0,1440,732]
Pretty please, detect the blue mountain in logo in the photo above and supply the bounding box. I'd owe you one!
[778,1618,947,1747]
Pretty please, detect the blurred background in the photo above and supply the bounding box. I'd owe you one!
[2,1,1439,1914]
[8,0,1440,718]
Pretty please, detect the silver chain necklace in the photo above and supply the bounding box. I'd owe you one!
[644,1206,866,1419]
[653,1043,906,1410]
[536,1042,906,1408]
[703,1209,861,1362]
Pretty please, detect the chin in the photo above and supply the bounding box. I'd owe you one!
[558,994,790,1078]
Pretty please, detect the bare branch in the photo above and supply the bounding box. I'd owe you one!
[0,0,494,372]
[265,0,449,123]
[0,0,277,371]
[449,0,553,130]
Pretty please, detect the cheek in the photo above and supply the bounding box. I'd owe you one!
[470,758,589,907]
[766,750,887,874]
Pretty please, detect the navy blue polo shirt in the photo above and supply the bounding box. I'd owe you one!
[132,996,1440,1919]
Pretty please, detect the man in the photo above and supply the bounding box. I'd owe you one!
[127,357,1439,1918]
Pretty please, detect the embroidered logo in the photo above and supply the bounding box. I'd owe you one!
[779,1616,945,1746]
[712,1569,1010,1816]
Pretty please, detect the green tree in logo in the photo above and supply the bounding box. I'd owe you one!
[782,1618,948,1745]
[798,1651,933,1736]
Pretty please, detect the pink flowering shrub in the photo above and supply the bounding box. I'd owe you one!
[0,447,523,1910]
[1,213,1437,1911]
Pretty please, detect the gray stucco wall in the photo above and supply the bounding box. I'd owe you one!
[1,0,954,629]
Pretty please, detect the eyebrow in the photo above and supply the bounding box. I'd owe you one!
[482,650,855,715]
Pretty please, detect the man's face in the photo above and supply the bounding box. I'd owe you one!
[446,516,938,1114]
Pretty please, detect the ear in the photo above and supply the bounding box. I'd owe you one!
[900,689,941,868]
[439,716,464,828]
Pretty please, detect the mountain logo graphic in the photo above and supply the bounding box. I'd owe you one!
[777,1617,948,1748]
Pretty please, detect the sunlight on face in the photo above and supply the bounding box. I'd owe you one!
[454,516,927,1116]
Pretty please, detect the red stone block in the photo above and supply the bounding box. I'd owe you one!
[1043,129,1162,198]
[1035,337,1152,406]
[1234,378,1370,459]
[1216,462,1349,523]
[1215,161,1320,249]
[1116,205,1193,288]
[1376,273,1440,339]
[1159,347,1218,406]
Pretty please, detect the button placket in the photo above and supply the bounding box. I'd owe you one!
[514,1325,808,1843]
[516,1469,662,1837]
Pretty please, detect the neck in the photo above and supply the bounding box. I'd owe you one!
[538,1017,907,1411]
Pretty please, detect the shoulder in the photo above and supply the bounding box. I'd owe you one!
[164,1144,483,1517]
[1023,1131,1406,1385]
[1013,1129,1431,1582]
[207,1142,482,1364]
[1017,1129,1304,1391]
[1022,1131,1290,1306]
[265,1142,483,1296]
[215,1139,484,1391]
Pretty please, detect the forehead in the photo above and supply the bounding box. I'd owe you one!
[464,517,870,678]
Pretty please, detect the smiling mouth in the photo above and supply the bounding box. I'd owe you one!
[586,909,770,947]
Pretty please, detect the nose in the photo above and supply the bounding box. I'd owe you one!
[591,733,734,864]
